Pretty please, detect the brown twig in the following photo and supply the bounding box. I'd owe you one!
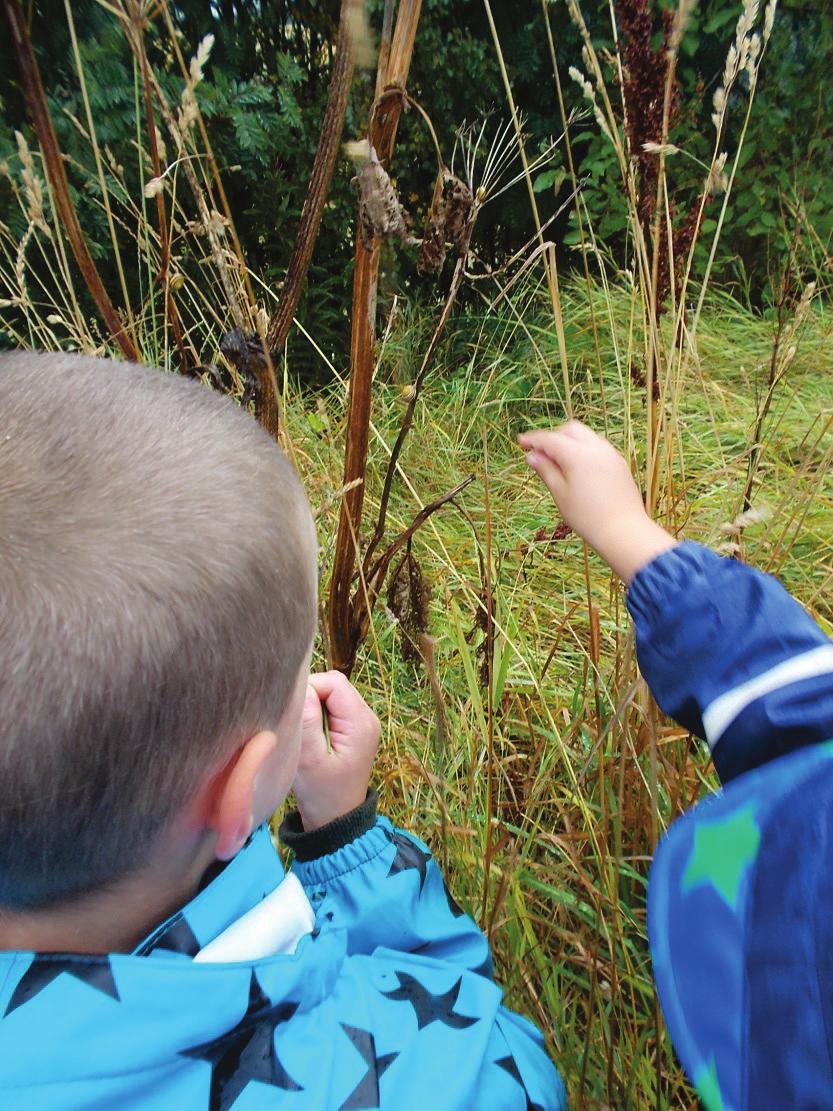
[264,0,356,358]
[349,474,476,667]
[361,224,474,579]
[5,0,139,361]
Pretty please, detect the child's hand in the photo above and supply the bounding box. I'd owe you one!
[519,421,677,583]
[292,671,381,832]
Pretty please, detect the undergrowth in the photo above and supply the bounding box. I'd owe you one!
[287,280,833,1108]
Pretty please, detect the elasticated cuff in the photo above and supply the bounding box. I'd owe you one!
[626,541,721,626]
[278,789,378,863]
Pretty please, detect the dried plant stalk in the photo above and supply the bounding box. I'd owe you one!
[328,0,423,675]
[5,0,139,362]
[264,0,356,359]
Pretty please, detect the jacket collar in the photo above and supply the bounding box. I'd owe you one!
[133,824,285,958]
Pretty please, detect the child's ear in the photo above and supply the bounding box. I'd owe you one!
[205,731,279,860]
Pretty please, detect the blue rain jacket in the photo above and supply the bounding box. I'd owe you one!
[631,542,833,1111]
[0,804,565,1109]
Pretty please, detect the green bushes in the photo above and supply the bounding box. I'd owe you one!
[2,1,828,363]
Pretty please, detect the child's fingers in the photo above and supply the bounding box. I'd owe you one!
[519,429,576,471]
[308,670,371,735]
[526,450,566,497]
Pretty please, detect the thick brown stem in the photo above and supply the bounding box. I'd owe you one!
[5,0,139,362]
[265,0,355,354]
[328,0,423,675]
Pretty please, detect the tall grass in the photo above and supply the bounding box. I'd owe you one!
[293,281,831,1106]
[1,1,831,1106]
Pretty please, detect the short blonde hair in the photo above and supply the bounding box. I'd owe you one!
[0,352,316,908]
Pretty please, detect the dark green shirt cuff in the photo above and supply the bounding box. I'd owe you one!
[278,788,379,863]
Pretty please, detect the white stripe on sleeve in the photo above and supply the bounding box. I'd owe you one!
[703,643,833,748]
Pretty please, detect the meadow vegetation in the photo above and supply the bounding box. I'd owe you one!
[1,1,831,1106]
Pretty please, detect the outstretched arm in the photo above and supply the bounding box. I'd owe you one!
[520,422,833,782]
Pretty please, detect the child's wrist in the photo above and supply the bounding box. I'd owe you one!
[602,518,678,584]
[297,786,371,832]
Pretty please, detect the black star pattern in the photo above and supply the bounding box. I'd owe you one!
[338,1024,398,1110]
[135,914,200,958]
[381,970,479,1032]
[471,953,494,981]
[4,955,120,1017]
[496,1055,545,1111]
[384,829,432,892]
[443,879,465,918]
[181,971,302,1110]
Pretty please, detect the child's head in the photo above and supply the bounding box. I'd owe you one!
[0,352,317,911]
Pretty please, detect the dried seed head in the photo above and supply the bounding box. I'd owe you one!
[443,174,474,255]
[643,142,680,156]
[669,0,698,52]
[746,32,761,78]
[418,171,448,276]
[418,169,474,276]
[568,67,613,143]
[723,43,738,88]
[706,153,729,195]
[144,175,165,199]
[353,145,410,250]
[190,34,214,86]
[387,553,431,668]
[15,131,46,231]
[344,139,373,168]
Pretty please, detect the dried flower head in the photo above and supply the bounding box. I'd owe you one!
[387,552,431,667]
[706,153,729,196]
[144,176,165,199]
[349,144,410,250]
[190,34,214,86]
[15,131,47,231]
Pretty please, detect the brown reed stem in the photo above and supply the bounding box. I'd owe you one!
[265,0,355,356]
[5,0,140,362]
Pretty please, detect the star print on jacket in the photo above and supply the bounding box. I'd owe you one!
[0,820,566,1108]
[181,971,301,1110]
[497,1054,546,1111]
[3,955,119,1017]
[381,970,479,1031]
[384,828,431,891]
[134,913,201,957]
[338,1025,397,1110]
